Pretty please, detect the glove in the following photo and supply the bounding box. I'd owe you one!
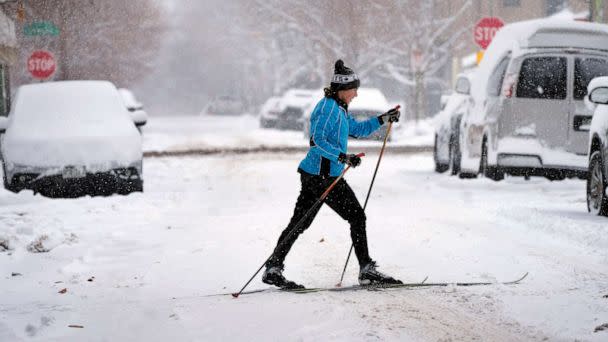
[378,107,401,124]
[338,153,362,168]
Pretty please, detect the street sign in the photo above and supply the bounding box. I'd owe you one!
[24,21,60,36]
[474,17,504,50]
[27,50,56,80]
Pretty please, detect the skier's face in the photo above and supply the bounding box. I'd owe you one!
[338,88,358,105]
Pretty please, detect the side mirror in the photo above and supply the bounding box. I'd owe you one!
[588,87,608,105]
[455,77,471,95]
[0,116,8,133]
[130,109,148,128]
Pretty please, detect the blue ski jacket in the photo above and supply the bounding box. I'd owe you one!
[298,96,382,177]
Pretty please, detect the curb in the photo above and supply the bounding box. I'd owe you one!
[143,145,433,158]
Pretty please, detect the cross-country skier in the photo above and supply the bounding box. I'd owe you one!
[263,59,402,289]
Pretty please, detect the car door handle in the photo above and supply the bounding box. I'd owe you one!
[573,115,592,131]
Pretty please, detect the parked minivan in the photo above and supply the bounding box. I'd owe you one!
[459,18,608,181]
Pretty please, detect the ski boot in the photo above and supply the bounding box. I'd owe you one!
[262,265,305,290]
[359,261,403,285]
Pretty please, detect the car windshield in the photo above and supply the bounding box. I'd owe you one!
[11,81,130,136]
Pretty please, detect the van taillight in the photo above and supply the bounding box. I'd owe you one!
[502,74,516,98]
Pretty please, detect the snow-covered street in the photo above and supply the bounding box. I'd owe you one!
[1,150,607,341]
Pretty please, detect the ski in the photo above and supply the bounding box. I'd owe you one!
[326,272,528,293]
[213,272,528,297]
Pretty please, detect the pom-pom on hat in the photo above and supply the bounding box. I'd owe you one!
[330,59,360,91]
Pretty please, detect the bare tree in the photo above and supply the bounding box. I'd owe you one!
[246,0,472,120]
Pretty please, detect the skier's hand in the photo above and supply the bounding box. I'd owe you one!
[378,106,401,124]
[338,153,362,168]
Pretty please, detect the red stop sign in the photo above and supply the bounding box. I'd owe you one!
[474,17,505,50]
[27,50,56,80]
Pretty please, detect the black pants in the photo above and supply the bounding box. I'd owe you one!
[267,171,372,269]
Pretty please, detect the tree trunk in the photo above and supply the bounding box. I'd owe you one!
[413,70,424,123]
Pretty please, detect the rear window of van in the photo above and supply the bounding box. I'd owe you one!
[516,57,567,100]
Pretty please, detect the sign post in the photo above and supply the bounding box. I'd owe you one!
[27,50,56,80]
[474,17,505,50]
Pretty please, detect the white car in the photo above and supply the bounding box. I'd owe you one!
[276,88,319,131]
[0,81,146,197]
[259,96,283,129]
[586,76,608,216]
[433,73,474,175]
[303,87,391,140]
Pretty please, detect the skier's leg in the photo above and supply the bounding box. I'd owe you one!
[266,173,323,268]
[323,178,372,267]
[325,179,401,285]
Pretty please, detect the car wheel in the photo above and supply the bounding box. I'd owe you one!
[434,135,449,173]
[480,138,504,181]
[449,135,461,176]
[587,151,608,216]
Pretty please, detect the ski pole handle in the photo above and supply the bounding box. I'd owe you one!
[320,153,365,200]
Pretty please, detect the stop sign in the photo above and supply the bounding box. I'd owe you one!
[474,17,505,50]
[27,50,56,80]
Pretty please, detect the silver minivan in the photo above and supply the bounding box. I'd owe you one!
[460,19,608,180]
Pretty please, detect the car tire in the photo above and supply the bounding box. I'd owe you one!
[434,135,449,173]
[449,135,461,176]
[480,138,504,181]
[587,151,608,216]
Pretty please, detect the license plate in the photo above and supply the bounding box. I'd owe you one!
[62,166,86,179]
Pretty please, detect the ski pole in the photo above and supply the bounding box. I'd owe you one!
[232,152,365,298]
[336,106,398,287]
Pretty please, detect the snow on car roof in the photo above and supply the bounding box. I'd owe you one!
[588,76,608,92]
[349,87,390,111]
[10,80,133,136]
[282,88,321,107]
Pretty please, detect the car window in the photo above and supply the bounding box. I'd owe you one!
[516,56,567,99]
[574,57,608,100]
[487,57,510,96]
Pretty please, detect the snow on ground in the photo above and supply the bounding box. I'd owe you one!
[141,114,434,153]
[1,150,607,341]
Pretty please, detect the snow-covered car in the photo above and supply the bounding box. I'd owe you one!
[118,88,148,132]
[586,76,608,216]
[459,18,608,181]
[201,95,244,116]
[303,87,391,140]
[0,81,145,197]
[275,88,319,131]
[433,72,474,175]
[258,96,283,129]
